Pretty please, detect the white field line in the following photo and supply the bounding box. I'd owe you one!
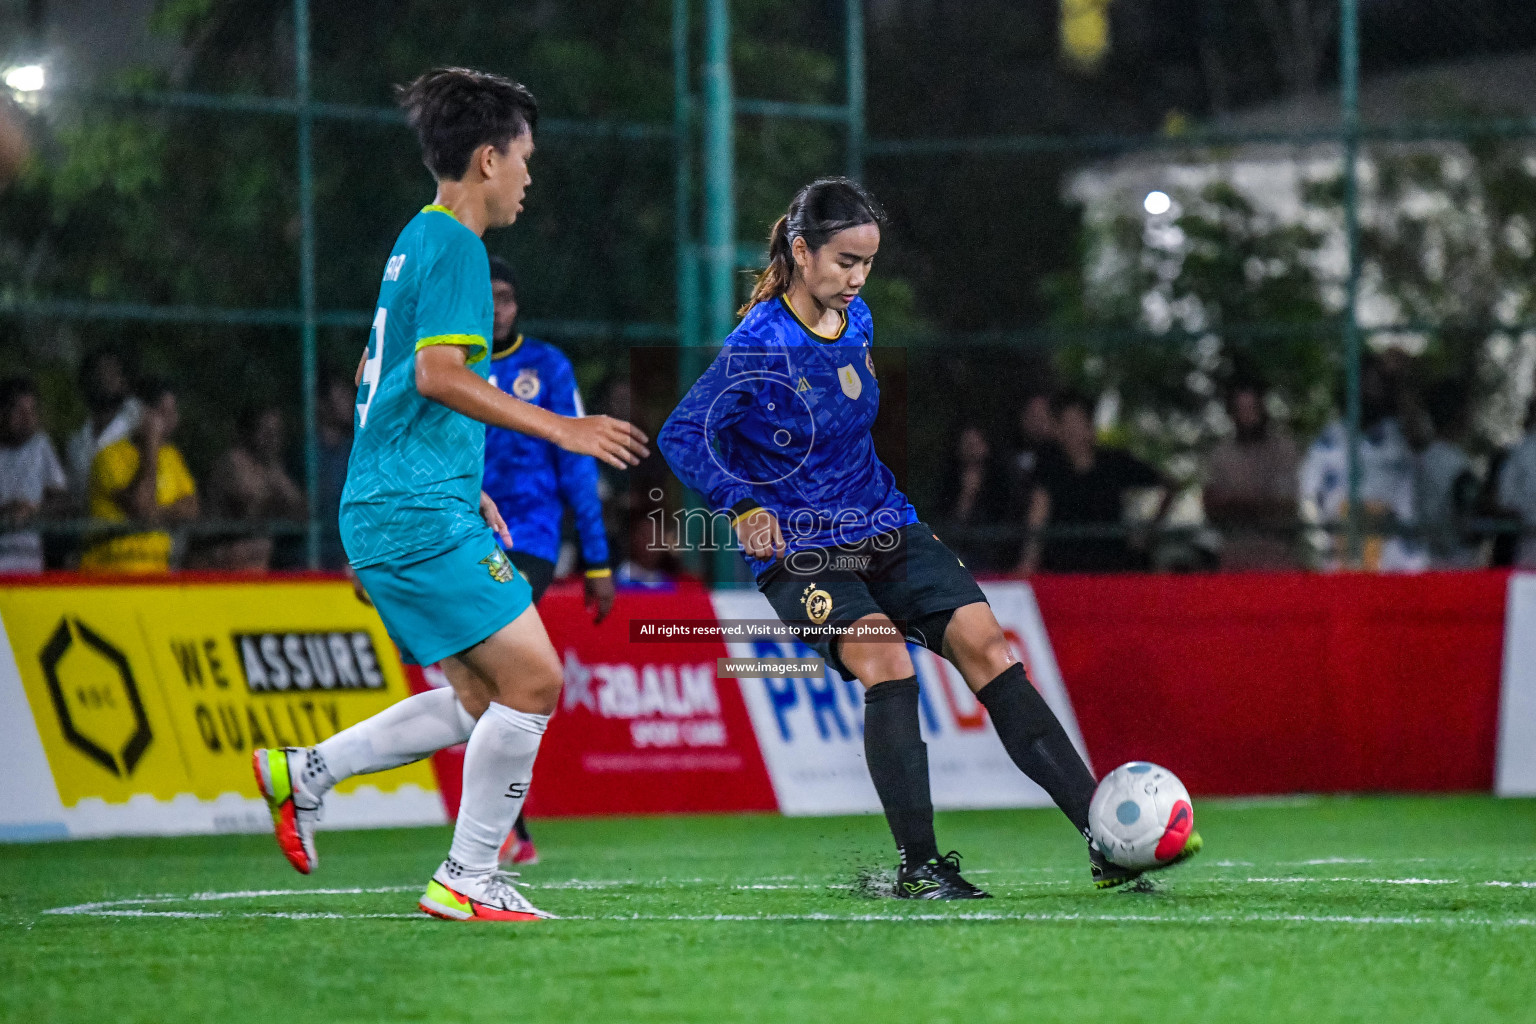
[528,878,714,890]
[1239,877,1461,885]
[43,886,417,916]
[41,903,1536,929]
[48,909,419,920]
[39,875,1536,926]
[568,911,1536,928]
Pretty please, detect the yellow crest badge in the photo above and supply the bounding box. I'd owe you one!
[512,367,541,401]
[836,364,862,400]
[480,549,517,584]
[801,584,834,625]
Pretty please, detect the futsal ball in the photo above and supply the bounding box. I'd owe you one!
[1088,762,1194,870]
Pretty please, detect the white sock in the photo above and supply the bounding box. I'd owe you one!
[447,702,548,873]
[308,688,477,796]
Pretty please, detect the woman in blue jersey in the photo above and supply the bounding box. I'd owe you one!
[660,178,1199,895]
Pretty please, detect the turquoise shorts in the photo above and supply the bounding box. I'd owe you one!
[355,533,534,666]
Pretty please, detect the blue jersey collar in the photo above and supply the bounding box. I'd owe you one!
[778,295,847,343]
[492,333,525,360]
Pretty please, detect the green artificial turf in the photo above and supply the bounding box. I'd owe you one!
[3,795,1536,1023]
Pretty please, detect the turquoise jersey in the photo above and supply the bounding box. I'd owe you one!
[340,205,493,568]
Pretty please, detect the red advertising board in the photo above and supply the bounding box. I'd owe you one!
[412,582,778,819]
[1030,571,1508,796]
[393,571,1514,819]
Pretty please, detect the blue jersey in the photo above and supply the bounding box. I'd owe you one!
[340,205,493,568]
[483,334,609,568]
[658,295,917,576]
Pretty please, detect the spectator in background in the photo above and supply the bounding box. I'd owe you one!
[316,373,356,569]
[80,379,199,573]
[617,508,686,588]
[0,376,68,573]
[202,406,307,570]
[939,424,1012,572]
[1020,391,1173,574]
[1497,396,1536,569]
[66,348,141,508]
[1203,377,1300,571]
[1299,355,1422,572]
[1007,390,1056,516]
[1405,380,1481,569]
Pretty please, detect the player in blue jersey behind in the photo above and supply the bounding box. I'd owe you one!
[659,178,1200,895]
[251,68,648,922]
[482,254,616,866]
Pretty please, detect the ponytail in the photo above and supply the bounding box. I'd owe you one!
[739,216,793,316]
[737,176,886,316]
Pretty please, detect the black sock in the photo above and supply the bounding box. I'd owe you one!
[863,676,939,866]
[513,813,532,843]
[976,662,1096,837]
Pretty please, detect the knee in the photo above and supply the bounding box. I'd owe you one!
[947,619,1014,678]
[840,639,914,686]
[503,650,563,716]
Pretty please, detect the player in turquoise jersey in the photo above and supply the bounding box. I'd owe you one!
[251,68,648,922]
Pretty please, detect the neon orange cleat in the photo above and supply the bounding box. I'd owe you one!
[252,748,321,874]
[419,861,554,922]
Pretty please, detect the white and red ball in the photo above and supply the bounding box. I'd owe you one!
[1088,762,1194,870]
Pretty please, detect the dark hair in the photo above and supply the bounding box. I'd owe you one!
[136,376,175,406]
[1227,372,1266,398]
[488,254,518,294]
[1423,378,1468,436]
[396,68,539,181]
[237,404,281,440]
[0,373,38,412]
[741,177,886,315]
[1050,389,1095,420]
[79,345,128,385]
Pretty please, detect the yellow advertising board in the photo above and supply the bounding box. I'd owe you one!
[0,580,438,809]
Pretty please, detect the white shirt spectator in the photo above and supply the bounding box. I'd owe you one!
[1497,432,1536,568]
[0,431,67,573]
[66,397,142,506]
[1299,417,1426,571]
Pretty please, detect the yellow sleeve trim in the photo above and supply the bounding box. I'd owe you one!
[728,505,766,525]
[416,334,489,365]
[584,568,613,579]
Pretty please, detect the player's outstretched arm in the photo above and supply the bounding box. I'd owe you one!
[414,345,649,469]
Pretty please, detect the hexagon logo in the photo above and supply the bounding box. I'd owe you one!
[39,617,153,777]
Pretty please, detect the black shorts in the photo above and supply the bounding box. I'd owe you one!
[757,522,988,681]
[506,550,556,604]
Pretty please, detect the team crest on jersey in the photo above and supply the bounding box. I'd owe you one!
[512,367,541,400]
[865,349,876,378]
[801,584,834,625]
[480,549,517,584]
[836,364,862,400]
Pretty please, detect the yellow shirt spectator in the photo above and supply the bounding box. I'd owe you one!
[81,437,198,573]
